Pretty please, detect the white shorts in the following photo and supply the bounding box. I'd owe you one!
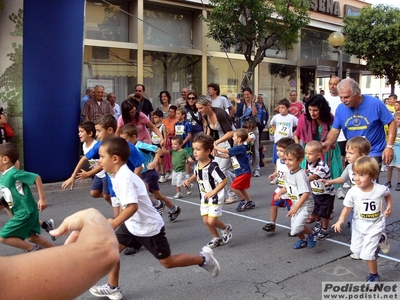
[171,171,185,187]
[350,221,384,260]
[200,202,223,218]
[290,200,314,236]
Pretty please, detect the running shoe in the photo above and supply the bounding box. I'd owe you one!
[221,224,233,244]
[90,283,122,300]
[153,200,165,216]
[262,223,276,232]
[187,184,193,195]
[366,274,381,282]
[236,200,255,212]
[44,219,56,241]
[168,206,181,223]
[378,233,390,254]
[293,239,307,249]
[317,229,330,240]
[307,231,318,248]
[207,237,224,248]
[173,192,183,199]
[199,246,220,277]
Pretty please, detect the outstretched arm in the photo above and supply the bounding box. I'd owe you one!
[0,208,119,300]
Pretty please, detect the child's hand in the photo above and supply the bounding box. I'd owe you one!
[268,174,276,180]
[331,220,343,233]
[61,177,75,190]
[187,157,194,163]
[204,191,214,200]
[37,198,48,212]
[384,206,392,217]
[76,169,89,180]
[183,179,190,187]
[147,162,156,170]
[273,193,281,201]
[319,179,330,185]
[286,205,298,217]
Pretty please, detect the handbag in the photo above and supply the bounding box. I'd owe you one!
[4,123,14,138]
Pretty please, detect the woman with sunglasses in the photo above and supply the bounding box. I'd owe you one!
[185,92,203,138]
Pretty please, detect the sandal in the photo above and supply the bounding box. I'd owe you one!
[224,197,238,204]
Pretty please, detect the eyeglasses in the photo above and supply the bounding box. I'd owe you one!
[187,97,196,100]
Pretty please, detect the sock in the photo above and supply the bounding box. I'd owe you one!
[108,283,117,289]
[170,206,177,213]
[41,222,48,230]
[370,273,378,276]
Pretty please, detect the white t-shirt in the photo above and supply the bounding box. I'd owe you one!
[343,183,389,232]
[83,140,105,178]
[270,114,298,142]
[285,168,313,207]
[325,93,346,142]
[211,96,232,115]
[110,164,164,237]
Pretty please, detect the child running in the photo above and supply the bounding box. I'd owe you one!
[214,128,255,212]
[332,157,392,282]
[281,143,318,249]
[89,137,220,299]
[120,124,181,222]
[386,111,400,190]
[0,143,53,252]
[152,110,167,183]
[167,136,192,199]
[175,108,193,179]
[184,134,232,248]
[262,137,295,233]
[305,140,335,240]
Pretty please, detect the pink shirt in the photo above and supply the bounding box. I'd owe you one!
[289,101,304,119]
[118,112,151,143]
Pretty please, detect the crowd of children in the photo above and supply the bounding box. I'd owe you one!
[0,90,396,300]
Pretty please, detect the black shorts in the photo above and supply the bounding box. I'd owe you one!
[312,194,335,219]
[142,169,160,193]
[116,223,171,260]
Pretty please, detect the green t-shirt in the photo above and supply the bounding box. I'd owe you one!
[1,167,38,215]
[170,149,189,172]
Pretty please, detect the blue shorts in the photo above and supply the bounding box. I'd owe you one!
[142,169,160,193]
[272,143,278,164]
[91,175,110,195]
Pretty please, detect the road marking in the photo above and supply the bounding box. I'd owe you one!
[172,197,400,263]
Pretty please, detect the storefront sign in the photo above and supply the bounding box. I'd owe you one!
[310,0,341,17]
[344,4,360,16]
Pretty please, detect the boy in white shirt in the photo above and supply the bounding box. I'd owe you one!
[269,99,298,184]
[332,157,392,282]
[90,137,220,300]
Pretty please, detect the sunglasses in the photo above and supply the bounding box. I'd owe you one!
[187,97,196,100]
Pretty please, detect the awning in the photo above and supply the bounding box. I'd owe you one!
[87,63,153,78]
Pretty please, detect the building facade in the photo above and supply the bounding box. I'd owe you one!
[0,0,379,181]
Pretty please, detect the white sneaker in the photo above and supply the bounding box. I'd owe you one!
[173,192,183,199]
[379,233,390,254]
[158,175,166,183]
[207,237,223,248]
[90,283,122,300]
[350,253,360,260]
[165,172,172,180]
[336,187,346,199]
[270,178,278,185]
[187,184,193,195]
[253,170,260,177]
[200,246,220,277]
[221,224,233,244]
[381,165,388,172]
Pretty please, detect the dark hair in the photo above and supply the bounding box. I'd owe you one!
[389,94,398,100]
[207,83,220,95]
[242,87,253,94]
[121,98,140,124]
[284,143,304,161]
[0,143,19,164]
[120,123,138,138]
[186,91,198,111]
[305,94,331,123]
[101,137,130,163]
[159,91,171,104]
[193,134,214,152]
[169,105,178,112]
[135,84,145,92]
[79,121,96,138]
[153,110,164,118]
[276,137,295,149]
[171,135,184,145]
[94,114,117,132]
[278,98,290,108]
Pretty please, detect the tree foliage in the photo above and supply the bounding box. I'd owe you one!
[342,5,400,94]
[203,0,310,89]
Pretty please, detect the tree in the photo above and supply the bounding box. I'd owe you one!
[203,0,310,90]
[342,5,400,94]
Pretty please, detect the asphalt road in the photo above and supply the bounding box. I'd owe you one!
[1,164,399,300]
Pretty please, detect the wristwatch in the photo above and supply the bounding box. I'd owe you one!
[386,145,394,149]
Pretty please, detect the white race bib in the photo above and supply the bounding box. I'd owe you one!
[355,197,383,220]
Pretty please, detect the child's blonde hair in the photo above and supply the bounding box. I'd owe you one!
[394,111,400,118]
[352,156,379,180]
[346,136,371,156]
[305,140,323,153]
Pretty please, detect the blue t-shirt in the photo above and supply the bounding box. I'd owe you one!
[228,144,251,176]
[332,94,394,156]
[135,141,158,173]
[174,120,192,148]
[86,141,145,197]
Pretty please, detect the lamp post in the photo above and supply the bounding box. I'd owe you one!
[328,31,345,79]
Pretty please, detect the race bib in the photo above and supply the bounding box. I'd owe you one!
[311,180,326,194]
[231,156,241,170]
[277,170,286,187]
[355,197,383,220]
[287,185,299,206]
[276,122,290,137]
[175,125,184,136]
[151,132,160,144]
